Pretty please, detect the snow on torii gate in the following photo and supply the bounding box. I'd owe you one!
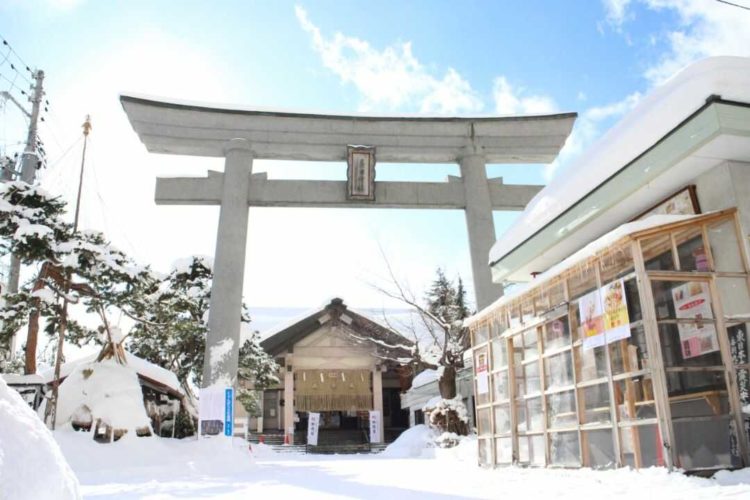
[120,94,576,387]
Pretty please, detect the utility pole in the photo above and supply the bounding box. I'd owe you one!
[49,115,90,430]
[5,69,44,360]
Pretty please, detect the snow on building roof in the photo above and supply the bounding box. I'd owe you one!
[39,351,181,394]
[1,373,45,385]
[469,212,705,326]
[489,56,750,271]
[411,369,440,389]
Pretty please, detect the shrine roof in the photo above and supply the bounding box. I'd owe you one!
[120,93,576,164]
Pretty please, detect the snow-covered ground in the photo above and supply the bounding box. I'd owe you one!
[48,425,750,500]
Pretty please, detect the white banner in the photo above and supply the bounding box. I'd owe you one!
[369,410,382,444]
[307,412,320,446]
[476,352,489,395]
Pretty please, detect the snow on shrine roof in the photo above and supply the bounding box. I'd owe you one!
[39,351,181,394]
[119,93,576,164]
[489,56,750,272]
[469,212,707,326]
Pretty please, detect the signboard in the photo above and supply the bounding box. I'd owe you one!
[580,278,631,351]
[476,352,489,395]
[671,282,718,359]
[369,410,382,443]
[199,386,233,436]
[307,412,320,446]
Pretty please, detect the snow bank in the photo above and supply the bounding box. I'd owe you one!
[0,376,80,500]
[56,431,253,484]
[56,359,152,435]
[380,424,437,458]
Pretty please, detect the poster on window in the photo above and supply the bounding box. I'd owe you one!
[580,289,605,350]
[602,279,630,343]
[581,279,631,351]
[307,412,320,446]
[671,282,719,359]
[476,352,489,395]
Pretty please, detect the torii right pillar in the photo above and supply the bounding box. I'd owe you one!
[460,152,504,310]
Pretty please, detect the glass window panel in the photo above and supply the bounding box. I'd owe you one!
[576,345,609,382]
[474,324,490,345]
[610,325,649,376]
[614,375,656,422]
[642,234,676,271]
[522,300,535,324]
[545,351,574,390]
[674,226,707,272]
[580,383,612,425]
[658,322,722,368]
[708,219,745,273]
[509,306,521,329]
[518,435,546,466]
[544,316,571,352]
[492,371,510,402]
[568,267,598,303]
[492,338,508,369]
[667,371,728,415]
[478,438,492,466]
[492,313,509,338]
[582,429,616,468]
[547,390,577,429]
[541,281,566,311]
[549,431,581,466]
[493,404,511,435]
[623,277,643,323]
[516,361,541,397]
[522,329,539,359]
[477,408,492,436]
[620,424,664,468]
[599,243,634,284]
[718,278,750,320]
[673,418,733,470]
[516,397,544,433]
[495,437,513,464]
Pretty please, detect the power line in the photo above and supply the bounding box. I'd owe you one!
[0,36,33,77]
[717,0,750,10]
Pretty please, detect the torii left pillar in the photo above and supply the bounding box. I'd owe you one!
[201,139,253,388]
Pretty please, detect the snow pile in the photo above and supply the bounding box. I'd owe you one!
[55,431,253,485]
[56,359,152,435]
[0,376,80,500]
[380,424,437,458]
[411,369,439,388]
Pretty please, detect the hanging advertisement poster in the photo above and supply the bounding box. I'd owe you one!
[476,352,489,395]
[581,279,631,351]
[580,289,605,350]
[671,282,719,359]
[602,279,630,343]
[307,412,320,446]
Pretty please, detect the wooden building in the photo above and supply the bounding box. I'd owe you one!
[249,298,412,445]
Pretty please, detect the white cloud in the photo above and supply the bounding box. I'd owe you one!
[603,0,634,27]
[493,77,557,115]
[295,6,482,114]
[601,0,750,85]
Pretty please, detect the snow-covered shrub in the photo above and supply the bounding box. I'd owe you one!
[57,359,152,441]
[0,376,80,499]
[424,396,469,446]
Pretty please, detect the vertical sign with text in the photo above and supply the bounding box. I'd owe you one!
[369,410,382,443]
[307,412,320,446]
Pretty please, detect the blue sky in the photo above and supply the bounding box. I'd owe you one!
[1,0,749,312]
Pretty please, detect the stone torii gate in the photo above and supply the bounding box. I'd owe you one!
[120,94,575,388]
